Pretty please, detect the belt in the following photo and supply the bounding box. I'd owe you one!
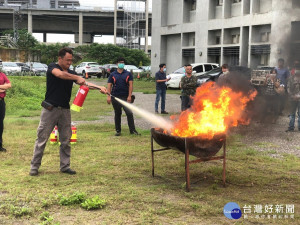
[54,105,68,109]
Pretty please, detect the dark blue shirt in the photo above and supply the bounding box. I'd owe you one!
[108,69,133,97]
[155,70,167,90]
[45,63,76,108]
[276,67,290,86]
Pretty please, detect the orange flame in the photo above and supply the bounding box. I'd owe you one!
[169,82,257,139]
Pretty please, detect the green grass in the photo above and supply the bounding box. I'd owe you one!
[0,77,299,224]
[134,79,181,95]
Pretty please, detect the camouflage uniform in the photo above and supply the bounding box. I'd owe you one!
[287,75,300,131]
[180,75,198,111]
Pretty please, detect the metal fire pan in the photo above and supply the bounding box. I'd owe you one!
[151,128,226,158]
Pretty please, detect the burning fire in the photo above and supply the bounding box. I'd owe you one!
[169,82,257,139]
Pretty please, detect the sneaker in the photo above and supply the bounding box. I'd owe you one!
[29,169,38,176]
[285,129,295,132]
[161,111,169,114]
[0,147,6,152]
[130,130,140,135]
[115,131,121,136]
[155,111,159,114]
[61,168,76,175]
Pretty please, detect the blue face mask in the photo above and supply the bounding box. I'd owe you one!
[163,68,167,72]
[118,63,125,69]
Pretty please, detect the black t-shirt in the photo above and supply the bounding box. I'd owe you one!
[155,71,167,90]
[44,63,76,108]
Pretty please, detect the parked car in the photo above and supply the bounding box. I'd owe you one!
[102,64,118,78]
[196,66,252,86]
[1,62,22,73]
[166,63,219,88]
[196,67,222,86]
[16,62,31,72]
[75,62,103,78]
[26,62,47,76]
[139,66,151,72]
[124,65,143,73]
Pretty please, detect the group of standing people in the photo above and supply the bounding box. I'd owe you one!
[155,63,198,113]
[2,49,300,176]
[261,58,300,132]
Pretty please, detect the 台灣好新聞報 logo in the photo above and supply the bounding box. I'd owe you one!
[224,202,242,219]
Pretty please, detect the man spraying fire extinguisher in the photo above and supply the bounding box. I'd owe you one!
[29,47,107,176]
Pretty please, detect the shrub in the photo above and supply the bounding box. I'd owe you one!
[81,196,106,210]
[58,192,86,206]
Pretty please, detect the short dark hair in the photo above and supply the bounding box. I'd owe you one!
[185,64,192,68]
[58,47,73,58]
[222,64,228,69]
[159,63,166,68]
[116,57,125,63]
[278,58,284,63]
[270,68,277,74]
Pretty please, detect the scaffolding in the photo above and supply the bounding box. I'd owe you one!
[114,0,149,53]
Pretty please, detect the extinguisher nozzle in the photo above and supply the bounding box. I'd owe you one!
[71,104,82,112]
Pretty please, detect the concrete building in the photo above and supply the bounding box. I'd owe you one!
[151,0,300,74]
[0,0,80,9]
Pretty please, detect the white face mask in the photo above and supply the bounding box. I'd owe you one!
[163,68,167,72]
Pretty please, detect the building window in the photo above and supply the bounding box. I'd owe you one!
[216,36,221,45]
[260,32,270,42]
[191,0,196,11]
[260,54,270,66]
[233,0,241,3]
[232,34,240,44]
[217,0,224,6]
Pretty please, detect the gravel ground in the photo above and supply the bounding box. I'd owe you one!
[77,80,300,157]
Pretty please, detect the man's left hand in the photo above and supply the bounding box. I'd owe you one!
[127,96,131,103]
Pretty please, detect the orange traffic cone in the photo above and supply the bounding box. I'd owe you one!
[85,72,88,79]
[137,73,140,79]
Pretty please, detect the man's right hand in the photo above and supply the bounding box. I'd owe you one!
[107,95,111,104]
[76,77,85,85]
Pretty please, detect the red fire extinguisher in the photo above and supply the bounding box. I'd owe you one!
[71,85,89,112]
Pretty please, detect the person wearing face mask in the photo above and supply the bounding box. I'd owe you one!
[155,64,170,114]
[107,57,139,136]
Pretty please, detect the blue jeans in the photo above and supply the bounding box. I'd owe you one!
[155,88,166,112]
[288,100,300,130]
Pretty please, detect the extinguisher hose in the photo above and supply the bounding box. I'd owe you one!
[84,83,115,98]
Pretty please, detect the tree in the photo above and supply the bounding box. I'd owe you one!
[2,29,38,50]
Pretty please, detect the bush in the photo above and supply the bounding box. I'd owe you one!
[81,196,106,210]
[58,192,86,206]
[10,205,32,217]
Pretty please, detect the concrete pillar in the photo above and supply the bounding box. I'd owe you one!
[4,0,8,7]
[220,28,224,65]
[114,0,117,45]
[145,0,149,54]
[29,0,33,8]
[28,11,32,34]
[79,12,83,45]
[43,33,47,42]
[55,0,58,9]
